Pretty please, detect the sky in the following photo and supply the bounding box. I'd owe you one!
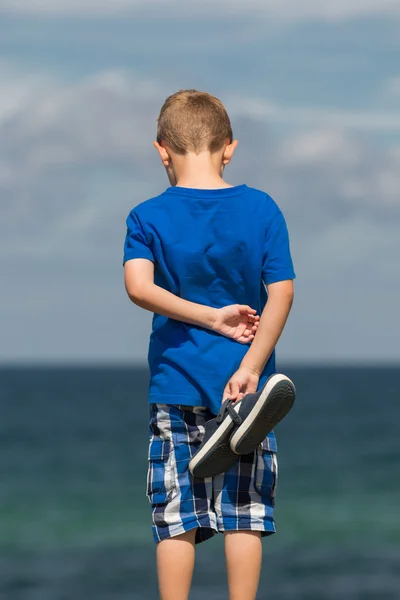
[1,1,400,364]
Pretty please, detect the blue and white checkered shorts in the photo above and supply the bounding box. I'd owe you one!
[147,403,278,544]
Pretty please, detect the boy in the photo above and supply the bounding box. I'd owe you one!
[123,90,295,600]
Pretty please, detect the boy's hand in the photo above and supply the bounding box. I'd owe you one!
[212,305,259,344]
[223,366,260,402]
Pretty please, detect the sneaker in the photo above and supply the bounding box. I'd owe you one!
[188,399,243,478]
[230,374,295,455]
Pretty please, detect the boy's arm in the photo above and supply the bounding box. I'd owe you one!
[223,204,296,401]
[124,258,259,344]
[223,280,294,400]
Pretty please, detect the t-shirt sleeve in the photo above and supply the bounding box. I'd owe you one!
[262,209,296,284]
[123,211,154,265]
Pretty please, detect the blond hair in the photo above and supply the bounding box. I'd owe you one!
[157,89,233,155]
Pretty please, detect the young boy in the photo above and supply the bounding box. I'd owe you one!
[123,90,295,600]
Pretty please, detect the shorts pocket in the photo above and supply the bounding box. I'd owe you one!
[253,445,278,502]
[146,437,176,505]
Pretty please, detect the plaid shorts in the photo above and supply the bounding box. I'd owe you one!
[147,403,278,544]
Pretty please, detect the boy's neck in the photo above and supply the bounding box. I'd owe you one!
[172,151,232,190]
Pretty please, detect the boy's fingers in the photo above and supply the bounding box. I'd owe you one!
[238,305,256,314]
[248,315,260,325]
[232,393,245,404]
[229,380,240,399]
[238,333,254,343]
[239,329,256,342]
[223,380,232,397]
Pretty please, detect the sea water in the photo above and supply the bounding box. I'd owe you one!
[1,366,399,599]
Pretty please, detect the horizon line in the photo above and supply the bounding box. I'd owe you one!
[1,360,399,369]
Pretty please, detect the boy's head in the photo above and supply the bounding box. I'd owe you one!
[156,89,233,155]
[154,90,238,186]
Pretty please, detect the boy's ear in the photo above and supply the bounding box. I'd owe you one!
[153,141,171,167]
[222,139,238,165]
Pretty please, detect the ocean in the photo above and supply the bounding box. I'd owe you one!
[1,366,399,599]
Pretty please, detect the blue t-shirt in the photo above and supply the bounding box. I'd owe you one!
[123,185,295,442]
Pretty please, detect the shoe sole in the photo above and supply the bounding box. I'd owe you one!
[230,374,295,455]
[188,402,241,478]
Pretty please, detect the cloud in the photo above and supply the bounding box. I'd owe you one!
[276,128,400,209]
[1,0,400,20]
[1,65,400,362]
[0,67,164,263]
[231,99,400,133]
[1,66,400,270]
[1,68,160,169]
[382,76,400,102]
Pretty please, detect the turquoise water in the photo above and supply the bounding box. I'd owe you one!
[1,366,400,599]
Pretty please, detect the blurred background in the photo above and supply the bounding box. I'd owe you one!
[1,2,400,599]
